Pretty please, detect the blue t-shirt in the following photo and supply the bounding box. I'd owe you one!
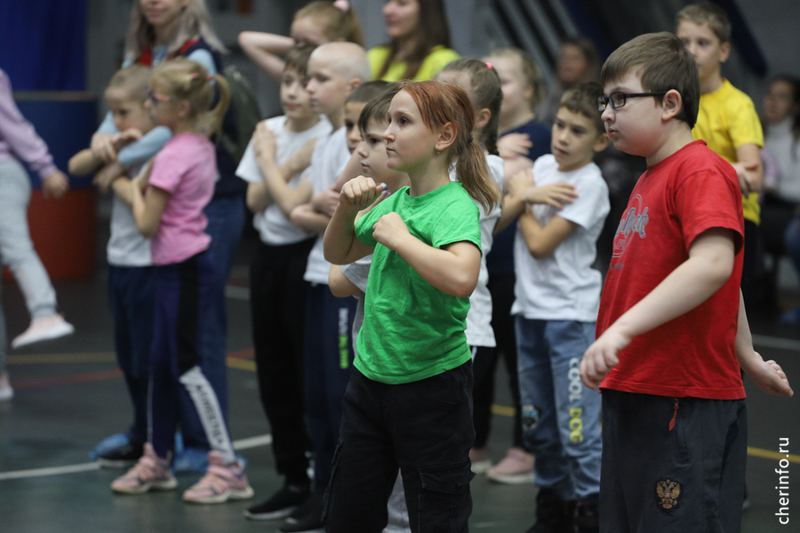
[489,119,552,275]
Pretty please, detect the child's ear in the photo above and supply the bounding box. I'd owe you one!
[475,108,492,132]
[719,41,731,64]
[593,132,610,153]
[348,78,363,94]
[178,99,192,118]
[661,89,683,122]
[435,122,457,152]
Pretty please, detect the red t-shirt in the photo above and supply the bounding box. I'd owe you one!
[597,140,746,399]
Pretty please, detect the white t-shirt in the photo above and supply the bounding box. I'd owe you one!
[448,154,504,347]
[107,160,152,267]
[341,256,372,357]
[304,127,351,284]
[236,115,332,245]
[764,118,800,203]
[512,154,609,321]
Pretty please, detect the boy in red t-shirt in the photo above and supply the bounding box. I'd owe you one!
[581,32,793,532]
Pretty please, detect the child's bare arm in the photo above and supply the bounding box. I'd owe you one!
[519,212,578,259]
[291,203,333,234]
[111,176,134,206]
[380,225,481,298]
[238,31,292,82]
[735,290,793,396]
[93,161,125,193]
[580,227,737,390]
[323,177,383,265]
[732,143,763,194]
[329,265,362,298]
[69,148,104,176]
[494,167,531,234]
[252,124,314,215]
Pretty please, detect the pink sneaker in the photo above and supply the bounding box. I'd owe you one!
[12,315,74,349]
[486,447,535,485]
[470,447,492,475]
[182,451,254,504]
[111,443,177,494]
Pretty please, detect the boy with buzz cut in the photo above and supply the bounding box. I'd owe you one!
[275,41,372,533]
[676,2,764,303]
[505,82,609,533]
[235,44,332,523]
[581,32,793,533]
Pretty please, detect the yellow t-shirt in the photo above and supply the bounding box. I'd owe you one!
[368,45,460,82]
[692,79,764,224]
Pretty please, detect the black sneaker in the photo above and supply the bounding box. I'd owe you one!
[244,483,310,521]
[96,440,144,469]
[280,492,324,532]
[525,488,576,533]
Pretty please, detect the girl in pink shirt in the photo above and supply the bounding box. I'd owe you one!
[111,58,252,504]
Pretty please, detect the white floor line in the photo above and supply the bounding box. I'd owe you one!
[0,433,272,482]
[0,462,100,481]
[752,334,800,352]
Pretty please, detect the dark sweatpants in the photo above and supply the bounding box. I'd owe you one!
[250,238,315,485]
[600,390,747,533]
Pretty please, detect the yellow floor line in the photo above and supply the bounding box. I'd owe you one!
[489,404,798,463]
[10,351,798,464]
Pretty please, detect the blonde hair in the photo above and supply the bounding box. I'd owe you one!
[151,58,230,136]
[124,0,226,62]
[676,2,731,43]
[485,47,545,110]
[107,64,152,103]
[400,81,501,212]
[295,1,363,45]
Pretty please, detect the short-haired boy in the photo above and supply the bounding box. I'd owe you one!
[235,45,333,522]
[676,2,764,302]
[508,82,609,533]
[275,41,371,532]
[581,32,793,532]
[69,64,156,467]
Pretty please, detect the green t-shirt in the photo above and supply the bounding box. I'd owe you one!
[368,45,460,82]
[354,182,481,384]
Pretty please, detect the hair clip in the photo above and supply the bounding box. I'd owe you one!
[486,62,493,70]
[333,0,350,12]
[207,76,213,81]
[189,72,198,79]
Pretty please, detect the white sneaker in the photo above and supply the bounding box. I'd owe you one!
[11,315,75,349]
[0,373,13,401]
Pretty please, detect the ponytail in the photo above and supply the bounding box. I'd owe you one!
[458,140,500,213]
[438,58,502,156]
[151,58,230,137]
[207,73,231,137]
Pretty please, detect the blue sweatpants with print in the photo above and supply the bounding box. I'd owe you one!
[304,283,357,495]
[150,251,235,464]
[515,317,602,501]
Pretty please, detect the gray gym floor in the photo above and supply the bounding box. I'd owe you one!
[0,232,797,532]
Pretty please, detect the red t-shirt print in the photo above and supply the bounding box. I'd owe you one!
[597,140,746,400]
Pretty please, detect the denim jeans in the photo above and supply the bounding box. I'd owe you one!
[179,194,244,449]
[515,317,602,501]
[325,363,475,533]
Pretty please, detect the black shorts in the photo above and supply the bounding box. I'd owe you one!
[600,390,747,533]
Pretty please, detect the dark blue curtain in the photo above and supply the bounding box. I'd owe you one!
[0,0,87,91]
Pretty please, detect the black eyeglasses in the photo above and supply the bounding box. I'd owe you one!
[597,91,668,112]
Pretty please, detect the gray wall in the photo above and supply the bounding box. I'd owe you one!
[85,0,800,122]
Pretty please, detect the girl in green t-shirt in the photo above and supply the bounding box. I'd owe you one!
[321,80,501,531]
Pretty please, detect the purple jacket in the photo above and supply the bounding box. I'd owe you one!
[0,68,57,180]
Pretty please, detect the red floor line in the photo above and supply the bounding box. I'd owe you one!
[11,369,124,389]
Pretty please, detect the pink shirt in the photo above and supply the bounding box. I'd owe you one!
[148,133,215,265]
